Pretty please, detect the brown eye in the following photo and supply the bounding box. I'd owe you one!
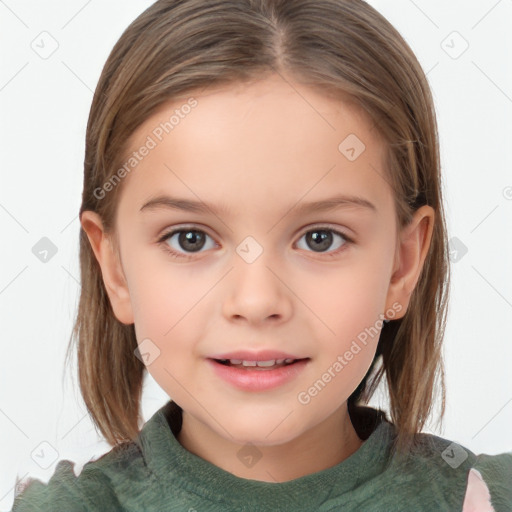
[296,227,352,257]
[174,230,207,252]
[158,227,216,259]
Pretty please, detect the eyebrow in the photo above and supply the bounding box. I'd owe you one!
[139,194,377,216]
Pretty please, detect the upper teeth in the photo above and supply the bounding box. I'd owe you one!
[224,358,295,366]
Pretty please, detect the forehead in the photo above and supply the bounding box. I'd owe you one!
[117,75,393,221]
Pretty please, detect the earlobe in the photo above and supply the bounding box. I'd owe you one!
[80,210,134,325]
[385,205,435,318]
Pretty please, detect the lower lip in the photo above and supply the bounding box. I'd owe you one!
[207,358,310,391]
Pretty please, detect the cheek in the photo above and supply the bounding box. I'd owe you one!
[127,257,214,386]
[125,249,200,336]
[127,260,202,397]
[305,258,390,338]
[300,255,390,390]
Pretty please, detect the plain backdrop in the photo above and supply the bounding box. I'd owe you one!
[1,0,511,509]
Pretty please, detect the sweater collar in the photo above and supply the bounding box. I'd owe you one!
[137,400,396,510]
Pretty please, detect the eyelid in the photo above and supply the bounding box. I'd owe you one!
[296,223,353,241]
[156,223,218,243]
[157,223,354,242]
[157,222,354,258]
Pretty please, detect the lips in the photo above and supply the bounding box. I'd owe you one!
[207,357,310,391]
[215,358,303,369]
[208,350,304,362]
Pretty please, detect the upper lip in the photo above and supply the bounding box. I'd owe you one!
[208,350,307,361]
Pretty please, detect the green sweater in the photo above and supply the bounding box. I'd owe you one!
[10,401,512,511]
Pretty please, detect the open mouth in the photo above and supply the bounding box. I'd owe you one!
[212,358,309,370]
[207,357,311,390]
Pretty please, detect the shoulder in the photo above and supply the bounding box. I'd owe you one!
[467,452,512,512]
[393,429,511,512]
[10,442,145,511]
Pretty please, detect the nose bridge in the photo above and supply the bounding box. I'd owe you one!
[222,234,292,323]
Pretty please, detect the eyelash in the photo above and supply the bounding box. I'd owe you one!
[157,225,354,261]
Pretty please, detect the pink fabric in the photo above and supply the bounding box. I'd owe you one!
[462,468,495,512]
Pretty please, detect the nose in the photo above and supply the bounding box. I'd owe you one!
[221,252,293,326]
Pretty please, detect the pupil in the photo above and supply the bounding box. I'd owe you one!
[308,230,332,252]
[179,230,205,252]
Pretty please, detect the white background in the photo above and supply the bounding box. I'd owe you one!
[1,0,511,509]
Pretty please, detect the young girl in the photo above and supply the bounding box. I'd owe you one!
[11,0,511,510]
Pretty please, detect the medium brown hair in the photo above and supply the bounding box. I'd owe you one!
[66,0,449,457]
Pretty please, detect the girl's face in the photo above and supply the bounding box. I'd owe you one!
[84,74,432,453]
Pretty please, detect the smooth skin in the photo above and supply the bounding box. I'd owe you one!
[81,73,434,483]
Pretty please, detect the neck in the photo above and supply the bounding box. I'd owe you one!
[176,402,364,483]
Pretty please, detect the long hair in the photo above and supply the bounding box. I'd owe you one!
[65,0,449,456]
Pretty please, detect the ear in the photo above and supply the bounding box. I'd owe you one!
[384,205,435,319]
[80,210,134,325]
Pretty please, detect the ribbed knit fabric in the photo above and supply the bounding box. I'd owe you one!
[10,400,512,511]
